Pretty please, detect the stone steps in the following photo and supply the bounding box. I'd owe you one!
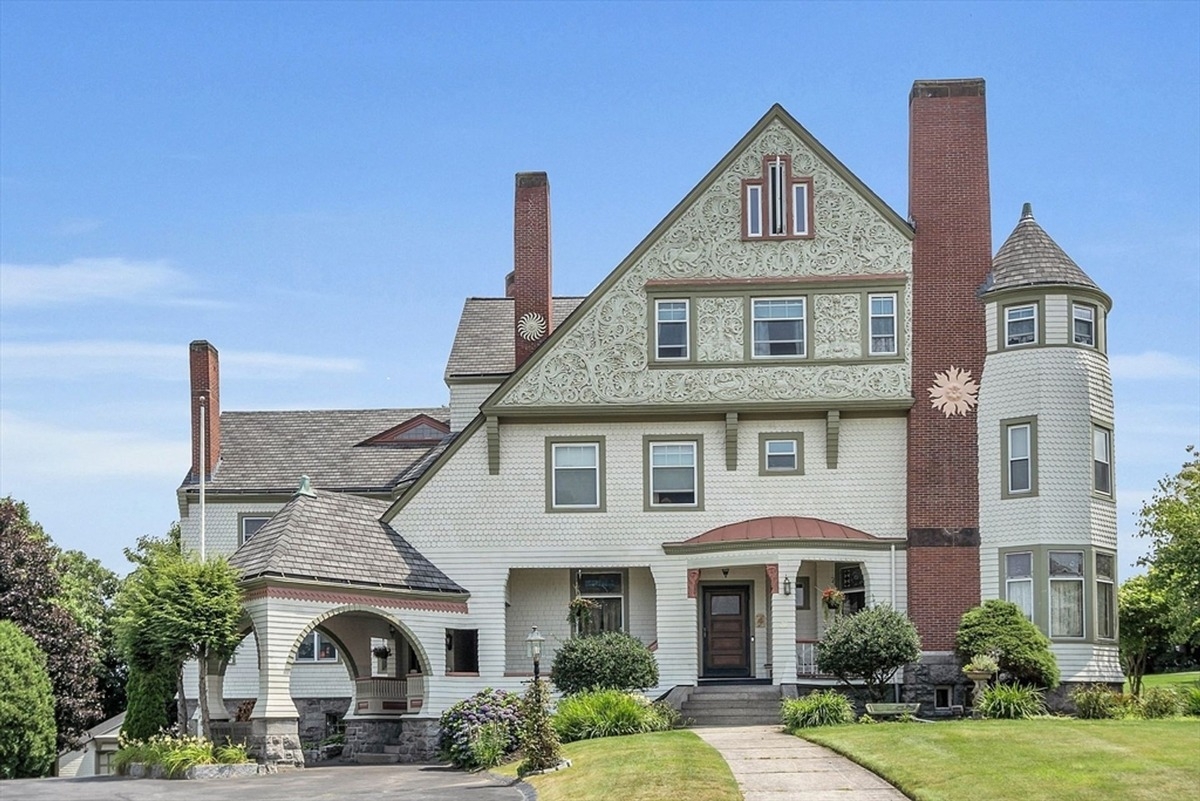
[682,685,783,727]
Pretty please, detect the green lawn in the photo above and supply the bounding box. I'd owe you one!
[802,718,1200,801]
[1133,671,1200,692]
[493,730,739,801]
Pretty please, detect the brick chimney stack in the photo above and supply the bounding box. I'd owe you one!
[513,172,552,368]
[905,78,991,649]
[189,340,220,481]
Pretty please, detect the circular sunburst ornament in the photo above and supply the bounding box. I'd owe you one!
[517,311,547,341]
[928,366,979,417]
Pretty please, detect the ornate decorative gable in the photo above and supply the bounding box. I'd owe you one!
[357,414,450,447]
[488,107,914,412]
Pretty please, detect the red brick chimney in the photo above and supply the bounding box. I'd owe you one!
[905,78,990,649]
[189,340,220,481]
[513,172,552,368]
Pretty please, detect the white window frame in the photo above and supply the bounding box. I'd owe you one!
[296,631,339,663]
[655,299,689,361]
[1005,551,1034,620]
[868,293,898,356]
[574,570,625,635]
[240,515,271,546]
[751,297,806,358]
[1096,552,1116,640]
[552,442,600,509]
[1093,426,1112,496]
[791,182,810,236]
[763,438,798,472]
[1005,304,1037,347]
[1073,303,1095,347]
[1007,423,1032,494]
[746,185,763,237]
[649,441,698,507]
[1049,550,1086,639]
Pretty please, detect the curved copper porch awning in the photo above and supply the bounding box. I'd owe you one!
[662,516,893,554]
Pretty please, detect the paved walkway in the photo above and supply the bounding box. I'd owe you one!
[693,725,907,801]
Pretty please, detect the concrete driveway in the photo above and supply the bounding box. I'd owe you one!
[2,763,530,801]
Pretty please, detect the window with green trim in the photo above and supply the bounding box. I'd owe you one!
[752,298,805,357]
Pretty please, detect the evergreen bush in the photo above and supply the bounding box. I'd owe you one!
[550,631,658,695]
[121,662,177,740]
[0,621,56,778]
[955,600,1060,688]
[780,690,854,731]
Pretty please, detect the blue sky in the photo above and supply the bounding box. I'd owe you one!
[1,1,1197,577]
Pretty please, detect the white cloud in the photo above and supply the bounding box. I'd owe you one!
[0,257,210,308]
[1109,350,1199,380]
[0,339,363,381]
[0,410,188,481]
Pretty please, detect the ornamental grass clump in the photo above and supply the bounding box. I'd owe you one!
[781,690,854,731]
[1137,686,1181,719]
[1183,686,1200,717]
[112,732,250,776]
[436,688,523,770]
[976,683,1046,719]
[552,688,676,742]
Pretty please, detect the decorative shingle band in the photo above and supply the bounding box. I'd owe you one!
[243,585,469,614]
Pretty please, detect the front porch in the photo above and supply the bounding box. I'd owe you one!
[353,675,426,716]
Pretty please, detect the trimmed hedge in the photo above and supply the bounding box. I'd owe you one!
[550,632,658,696]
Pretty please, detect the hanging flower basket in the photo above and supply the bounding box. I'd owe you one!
[372,645,393,659]
[820,587,846,612]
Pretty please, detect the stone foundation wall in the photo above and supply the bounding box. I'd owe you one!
[902,653,971,716]
[186,697,351,746]
[345,718,440,763]
[247,718,304,768]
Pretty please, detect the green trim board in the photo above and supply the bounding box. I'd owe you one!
[482,104,912,419]
[1000,415,1039,499]
[544,436,608,513]
[725,413,738,471]
[757,431,805,476]
[642,434,705,512]
[826,410,841,469]
[989,287,1110,355]
[489,398,914,421]
[996,543,1118,645]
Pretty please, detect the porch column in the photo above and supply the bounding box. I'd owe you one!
[769,558,803,683]
[203,655,230,721]
[245,601,304,767]
[650,563,697,687]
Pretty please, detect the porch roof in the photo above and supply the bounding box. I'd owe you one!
[664,516,889,553]
[230,488,465,596]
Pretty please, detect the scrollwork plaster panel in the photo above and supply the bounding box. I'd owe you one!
[696,297,745,362]
[499,120,913,408]
[813,294,862,360]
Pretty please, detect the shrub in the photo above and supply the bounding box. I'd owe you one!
[518,678,562,776]
[816,605,921,701]
[780,690,854,731]
[1071,684,1128,719]
[0,620,56,778]
[1183,686,1200,717]
[1137,686,1181,719]
[550,632,658,696]
[437,688,523,770]
[977,683,1046,719]
[553,689,675,742]
[956,600,1060,688]
[122,662,178,740]
[112,732,250,776]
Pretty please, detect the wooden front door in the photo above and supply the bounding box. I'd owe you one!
[701,585,751,677]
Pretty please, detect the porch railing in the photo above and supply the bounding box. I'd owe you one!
[353,675,424,714]
[796,640,831,678]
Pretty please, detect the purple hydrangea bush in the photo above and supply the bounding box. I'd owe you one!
[436,688,524,769]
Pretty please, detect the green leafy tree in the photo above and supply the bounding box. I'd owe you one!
[56,549,126,720]
[955,600,1060,688]
[115,527,242,739]
[0,621,57,778]
[0,497,102,750]
[1137,447,1200,644]
[1119,573,1176,696]
[816,605,921,701]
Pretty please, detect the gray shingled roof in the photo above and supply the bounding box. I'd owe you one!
[445,297,585,379]
[180,408,449,494]
[984,204,1101,295]
[229,489,465,594]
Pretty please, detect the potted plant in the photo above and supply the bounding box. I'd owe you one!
[372,644,393,659]
[962,653,999,682]
[820,587,846,612]
[567,594,600,634]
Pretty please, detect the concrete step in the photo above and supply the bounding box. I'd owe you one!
[354,753,400,765]
[685,711,782,726]
[686,690,782,701]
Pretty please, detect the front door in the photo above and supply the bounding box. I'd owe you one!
[701,585,751,678]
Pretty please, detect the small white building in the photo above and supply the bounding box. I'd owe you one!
[57,713,124,778]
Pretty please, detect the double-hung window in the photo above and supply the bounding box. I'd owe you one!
[575,571,624,635]
[1049,551,1085,638]
[764,439,797,471]
[655,299,689,360]
[240,515,270,545]
[551,442,601,509]
[649,441,698,507]
[759,432,804,475]
[1007,423,1033,494]
[1093,427,1112,495]
[1096,553,1116,640]
[869,293,897,355]
[752,298,805,357]
[1005,304,1037,347]
[1073,304,1095,347]
[1005,552,1034,620]
[297,631,338,662]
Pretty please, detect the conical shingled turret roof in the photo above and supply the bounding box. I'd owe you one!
[983,204,1104,298]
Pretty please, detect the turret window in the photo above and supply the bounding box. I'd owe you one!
[1049,551,1085,639]
[1093,426,1112,495]
[1073,304,1095,347]
[1005,304,1037,346]
[1001,416,1038,498]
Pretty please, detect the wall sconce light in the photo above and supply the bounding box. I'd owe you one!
[783,577,792,596]
[445,631,453,651]
[721,568,730,578]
